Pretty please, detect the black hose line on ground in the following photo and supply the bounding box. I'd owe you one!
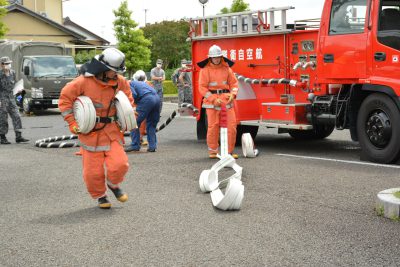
[34,103,197,148]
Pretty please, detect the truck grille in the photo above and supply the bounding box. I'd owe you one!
[43,91,61,98]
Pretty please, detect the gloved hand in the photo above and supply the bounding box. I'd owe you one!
[213,98,222,107]
[68,121,81,134]
[227,93,235,103]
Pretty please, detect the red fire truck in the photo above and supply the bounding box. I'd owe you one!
[188,0,400,163]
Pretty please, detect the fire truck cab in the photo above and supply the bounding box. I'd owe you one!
[189,0,400,164]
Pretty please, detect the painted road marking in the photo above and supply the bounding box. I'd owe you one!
[276,153,400,169]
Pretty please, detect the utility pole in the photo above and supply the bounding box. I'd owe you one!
[144,9,148,26]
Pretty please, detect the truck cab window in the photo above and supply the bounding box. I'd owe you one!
[378,5,400,50]
[22,59,32,74]
[329,0,367,35]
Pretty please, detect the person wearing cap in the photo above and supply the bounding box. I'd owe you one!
[178,59,193,104]
[0,56,29,145]
[197,45,239,159]
[125,70,160,153]
[150,59,165,114]
[58,48,134,209]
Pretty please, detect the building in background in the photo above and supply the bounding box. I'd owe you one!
[3,0,109,48]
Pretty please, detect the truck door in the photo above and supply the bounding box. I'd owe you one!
[319,0,369,79]
[370,1,400,87]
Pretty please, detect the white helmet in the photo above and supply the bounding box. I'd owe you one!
[208,45,223,58]
[98,48,126,73]
[133,70,147,81]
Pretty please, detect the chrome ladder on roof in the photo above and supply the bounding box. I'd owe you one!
[189,6,295,40]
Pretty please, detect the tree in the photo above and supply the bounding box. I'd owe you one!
[0,0,9,38]
[142,20,191,70]
[220,0,250,14]
[113,0,151,77]
[74,50,98,64]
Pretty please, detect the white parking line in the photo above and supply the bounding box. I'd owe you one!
[276,153,400,169]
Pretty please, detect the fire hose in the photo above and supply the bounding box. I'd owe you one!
[198,104,245,211]
[235,73,303,88]
[35,101,198,148]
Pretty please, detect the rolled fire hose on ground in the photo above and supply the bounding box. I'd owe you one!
[35,101,198,148]
[241,133,259,158]
[199,104,245,211]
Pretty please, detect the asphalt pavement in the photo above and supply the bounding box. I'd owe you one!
[1,102,400,266]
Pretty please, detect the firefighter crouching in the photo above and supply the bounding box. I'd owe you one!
[197,45,239,159]
[58,48,134,209]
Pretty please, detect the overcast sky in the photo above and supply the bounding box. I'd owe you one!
[63,0,324,44]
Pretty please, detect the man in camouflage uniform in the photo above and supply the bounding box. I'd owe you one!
[178,59,193,104]
[172,59,185,105]
[0,56,29,144]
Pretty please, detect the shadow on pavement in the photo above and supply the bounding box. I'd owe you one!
[31,206,122,225]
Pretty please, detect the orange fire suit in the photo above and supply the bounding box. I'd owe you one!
[198,59,239,155]
[59,75,134,199]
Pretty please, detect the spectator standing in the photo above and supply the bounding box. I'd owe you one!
[125,70,160,153]
[0,56,29,144]
[179,59,193,104]
[150,59,165,113]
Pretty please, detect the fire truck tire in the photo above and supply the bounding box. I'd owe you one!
[288,124,334,140]
[357,93,400,163]
[197,109,208,140]
[236,125,258,145]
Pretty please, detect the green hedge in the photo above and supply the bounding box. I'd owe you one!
[162,80,178,94]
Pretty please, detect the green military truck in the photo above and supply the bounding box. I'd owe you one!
[0,40,78,113]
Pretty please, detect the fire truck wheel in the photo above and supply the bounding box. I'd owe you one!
[357,93,400,164]
[288,124,334,140]
[236,125,258,145]
[197,108,208,140]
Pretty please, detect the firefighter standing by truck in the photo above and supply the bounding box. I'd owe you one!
[198,45,239,159]
[58,48,134,209]
[0,56,29,144]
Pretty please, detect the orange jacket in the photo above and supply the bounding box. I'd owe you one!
[59,75,134,152]
[198,60,238,108]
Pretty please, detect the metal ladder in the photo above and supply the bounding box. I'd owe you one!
[189,6,295,40]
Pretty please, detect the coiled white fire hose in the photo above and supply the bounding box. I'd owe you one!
[241,133,259,158]
[73,96,97,134]
[199,105,245,211]
[115,91,137,131]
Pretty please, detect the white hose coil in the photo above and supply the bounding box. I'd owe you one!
[210,179,244,211]
[73,96,96,134]
[241,133,259,158]
[115,91,137,131]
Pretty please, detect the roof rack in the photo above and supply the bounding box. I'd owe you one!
[189,6,295,40]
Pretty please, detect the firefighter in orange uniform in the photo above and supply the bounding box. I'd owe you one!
[197,45,239,159]
[59,48,134,209]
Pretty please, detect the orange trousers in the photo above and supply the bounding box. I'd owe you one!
[206,108,237,154]
[82,141,129,199]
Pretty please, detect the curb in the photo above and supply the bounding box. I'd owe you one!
[376,188,400,220]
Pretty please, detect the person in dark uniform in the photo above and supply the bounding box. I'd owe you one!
[0,56,29,144]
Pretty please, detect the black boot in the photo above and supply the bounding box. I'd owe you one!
[0,134,11,145]
[107,184,128,202]
[15,131,29,143]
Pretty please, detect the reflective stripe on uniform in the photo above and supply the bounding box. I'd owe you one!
[208,82,218,86]
[61,109,73,117]
[79,141,111,152]
[93,102,103,108]
[205,92,212,99]
[222,81,228,85]
[202,103,233,110]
